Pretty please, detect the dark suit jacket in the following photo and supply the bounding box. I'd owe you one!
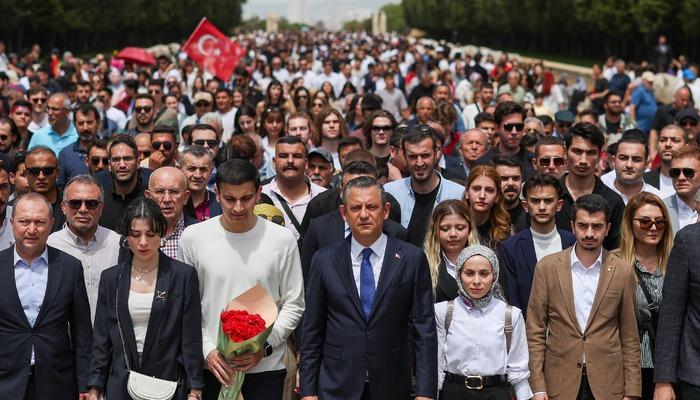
[88,252,204,398]
[442,155,468,183]
[434,260,458,303]
[499,228,576,318]
[300,237,437,400]
[184,189,222,221]
[300,210,408,284]
[643,168,661,189]
[299,188,402,237]
[0,246,92,398]
[655,223,700,386]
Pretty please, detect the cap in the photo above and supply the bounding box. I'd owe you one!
[641,71,655,82]
[683,69,697,81]
[675,107,699,123]
[307,148,334,165]
[554,110,575,123]
[193,91,213,104]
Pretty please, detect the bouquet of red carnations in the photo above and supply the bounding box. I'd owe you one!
[217,284,278,400]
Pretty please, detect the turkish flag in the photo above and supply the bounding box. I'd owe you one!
[182,18,244,82]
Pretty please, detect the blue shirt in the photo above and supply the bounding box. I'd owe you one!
[57,141,90,186]
[28,122,78,156]
[609,73,631,95]
[631,86,658,133]
[14,246,49,365]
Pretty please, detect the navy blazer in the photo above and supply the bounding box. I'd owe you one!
[88,252,204,398]
[442,155,469,183]
[300,236,437,399]
[300,209,408,285]
[499,228,576,318]
[0,246,92,398]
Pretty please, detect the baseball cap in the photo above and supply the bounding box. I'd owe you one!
[675,107,699,123]
[554,110,575,124]
[193,91,213,104]
[641,71,655,82]
[307,148,334,165]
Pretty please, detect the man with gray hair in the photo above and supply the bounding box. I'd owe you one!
[524,117,545,137]
[180,146,221,221]
[498,71,526,104]
[28,92,78,155]
[47,174,120,321]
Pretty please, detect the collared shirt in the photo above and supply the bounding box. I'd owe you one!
[14,246,49,365]
[658,173,675,199]
[262,178,326,240]
[384,171,465,228]
[350,234,387,294]
[570,245,603,332]
[676,194,698,230]
[194,193,212,221]
[47,225,121,321]
[57,141,90,186]
[442,251,458,279]
[161,216,185,259]
[0,206,13,251]
[606,179,663,205]
[27,122,79,156]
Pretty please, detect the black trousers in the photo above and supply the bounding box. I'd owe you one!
[681,380,700,399]
[577,374,595,400]
[23,373,36,400]
[439,381,510,400]
[203,369,286,400]
[641,367,654,400]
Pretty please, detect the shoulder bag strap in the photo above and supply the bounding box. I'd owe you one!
[504,304,513,354]
[444,300,454,336]
[115,271,132,372]
[273,192,303,233]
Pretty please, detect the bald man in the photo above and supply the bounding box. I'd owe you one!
[145,166,196,258]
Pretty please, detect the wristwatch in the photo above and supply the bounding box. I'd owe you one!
[263,341,273,357]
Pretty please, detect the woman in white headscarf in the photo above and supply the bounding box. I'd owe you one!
[435,245,532,400]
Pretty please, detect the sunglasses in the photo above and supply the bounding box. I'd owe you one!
[371,125,393,132]
[66,199,101,210]
[90,156,109,166]
[538,157,566,167]
[503,123,524,132]
[140,150,152,158]
[193,139,219,147]
[26,166,57,177]
[669,167,696,179]
[152,141,173,151]
[31,98,47,104]
[634,217,667,231]
[680,119,698,127]
[134,106,152,114]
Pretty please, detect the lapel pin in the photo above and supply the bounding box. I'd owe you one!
[156,290,167,301]
[606,266,612,272]
[395,253,401,260]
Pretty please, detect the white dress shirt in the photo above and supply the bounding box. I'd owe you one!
[570,245,603,332]
[657,173,675,199]
[262,178,326,240]
[676,194,698,230]
[442,252,458,279]
[350,234,387,294]
[435,298,533,399]
[14,246,50,365]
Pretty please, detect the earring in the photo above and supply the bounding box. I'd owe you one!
[160,237,167,248]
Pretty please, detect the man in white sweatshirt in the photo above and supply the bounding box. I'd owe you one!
[178,159,304,400]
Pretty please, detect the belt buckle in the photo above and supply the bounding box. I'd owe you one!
[465,375,483,390]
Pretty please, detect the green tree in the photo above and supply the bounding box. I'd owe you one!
[380,3,406,31]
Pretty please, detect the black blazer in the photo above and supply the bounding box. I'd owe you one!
[184,189,222,221]
[88,252,204,398]
[442,155,468,183]
[643,168,661,189]
[0,246,92,398]
[300,209,408,285]
[498,228,576,319]
[434,260,459,303]
[300,236,437,400]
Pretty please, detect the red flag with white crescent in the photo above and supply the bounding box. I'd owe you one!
[181,18,244,82]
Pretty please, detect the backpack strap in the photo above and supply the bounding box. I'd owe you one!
[444,300,454,336]
[504,304,513,354]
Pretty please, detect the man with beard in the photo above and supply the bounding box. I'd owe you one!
[494,155,526,231]
[597,91,635,145]
[58,104,100,186]
[462,85,495,130]
[532,136,568,179]
[95,135,151,231]
[305,149,334,189]
[28,92,78,156]
[180,146,221,221]
[648,87,691,160]
[675,108,700,144]
[76,80,92,104]
[443,128,488,182]
[605,133,662,204]
[644,124,688,198]
[47,174,120,321]
[125,94,156,136]
[141,125,178,169]
[384,126,465,247]
[24,146,66,233]
[262,136,326,240]
[0,166,13,250]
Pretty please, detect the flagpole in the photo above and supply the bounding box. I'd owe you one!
[181,17,209,53]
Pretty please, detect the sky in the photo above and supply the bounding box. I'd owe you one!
[242,0,399,30]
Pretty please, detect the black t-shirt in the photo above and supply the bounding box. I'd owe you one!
[605,118,621,135]
[508,204,528,232]
[406,183,440,247]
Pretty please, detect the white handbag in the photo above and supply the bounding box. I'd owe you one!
[116,276,178,400]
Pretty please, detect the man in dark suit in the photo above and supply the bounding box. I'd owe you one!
[300,176,437,400]
[0,192,92,399]
[442,128,488,184]
[654,223,700,399]
[300,161,407,283]
[500,174,576,318]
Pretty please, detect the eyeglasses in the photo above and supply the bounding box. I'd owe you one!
[503,123,524,132]
[26,166,57,177]
[90,156,109,166]
[65,199,102,210]
[193,139,219,147]
[538,157,566,167]
[152,141,173,151]
[110,155,136,163]
[669,167,696,179]
[634,217,668,231]
[151,188,183,197]
[371,125,393,132]
[30,97,47,104]
[134,106,152,114]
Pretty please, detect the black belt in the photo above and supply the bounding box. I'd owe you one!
[444,372,508,390]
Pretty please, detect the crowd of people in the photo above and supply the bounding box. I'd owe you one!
[0,30,699,400]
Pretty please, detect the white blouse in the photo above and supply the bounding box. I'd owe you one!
[435,297,533,400]
[128,291,154,353]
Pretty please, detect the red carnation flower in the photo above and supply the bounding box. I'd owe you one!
[220,310,267,342]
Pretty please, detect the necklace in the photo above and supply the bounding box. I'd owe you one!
[132,265,157,281]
